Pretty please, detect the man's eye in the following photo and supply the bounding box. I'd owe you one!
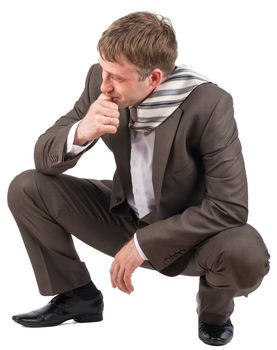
[111,75,123,82]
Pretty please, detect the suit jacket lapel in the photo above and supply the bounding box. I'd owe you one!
[108,108,132,196]
[152,108,182,211]
[108,107,183,215]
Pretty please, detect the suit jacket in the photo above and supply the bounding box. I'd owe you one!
[34,64,248,276]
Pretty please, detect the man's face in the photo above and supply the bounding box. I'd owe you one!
[99,56,156,108]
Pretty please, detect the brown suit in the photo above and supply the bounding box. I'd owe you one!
[8,64,270,324]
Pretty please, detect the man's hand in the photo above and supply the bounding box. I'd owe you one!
[74,94,120,146]
[110,239,144,294]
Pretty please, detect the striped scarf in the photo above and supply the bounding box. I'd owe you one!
[129,64,210,134]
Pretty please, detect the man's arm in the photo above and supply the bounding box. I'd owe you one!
[34,65,96,175]
[136,91,248,274]
[34,64,119,175]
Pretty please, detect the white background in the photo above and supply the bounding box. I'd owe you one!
[0,0,276,349]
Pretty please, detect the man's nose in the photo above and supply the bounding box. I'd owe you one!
[100,76,113,94]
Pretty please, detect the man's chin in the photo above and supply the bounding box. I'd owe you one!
[111,98,121,107]
[112,98,133,109]
[116,101,130,109]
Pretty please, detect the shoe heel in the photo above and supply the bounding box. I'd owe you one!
[74,313,103,323]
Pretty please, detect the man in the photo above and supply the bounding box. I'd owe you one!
[8,11,269,346]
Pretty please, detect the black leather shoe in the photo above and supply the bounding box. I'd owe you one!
[12,291,104,327]
[198,319,233,346]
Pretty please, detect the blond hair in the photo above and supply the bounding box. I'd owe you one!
[97,12,178,79]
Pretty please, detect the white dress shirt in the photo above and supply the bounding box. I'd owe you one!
[126,130,156,218]
[66,122,93,155]
[66,122,156,260]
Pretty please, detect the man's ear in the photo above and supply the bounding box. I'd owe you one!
[148,69,164,88]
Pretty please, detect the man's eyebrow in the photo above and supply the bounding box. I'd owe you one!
[98,59,124,79]
[108,72,123,78]
[104,70,125,80]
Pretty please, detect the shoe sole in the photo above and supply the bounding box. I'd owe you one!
[12,313,103,328]
[199,335,233,346]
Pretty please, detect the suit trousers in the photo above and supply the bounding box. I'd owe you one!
[8,169,270,325]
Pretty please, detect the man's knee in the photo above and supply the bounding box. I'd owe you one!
[222,224,270,289]
[199,224,270,290]
[7,169,46,213]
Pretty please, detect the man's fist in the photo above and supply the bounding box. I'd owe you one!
[74,94,120,146]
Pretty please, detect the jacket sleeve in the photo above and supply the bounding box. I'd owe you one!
[34,64,99,175]
[136,91,249,273]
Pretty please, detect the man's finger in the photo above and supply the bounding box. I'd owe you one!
[116,265,129,293]
[99,93,112,101]
[102,116,120,127]
[98,94,119,110]
[98,125,118,135]
[110,261,119,288]
[123,268,134,294]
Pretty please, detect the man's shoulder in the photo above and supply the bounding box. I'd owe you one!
[178,82,232,113]
[198,82,230,96]
[85,63,103,100]
[90,63,102,74]
[86,63,102,81]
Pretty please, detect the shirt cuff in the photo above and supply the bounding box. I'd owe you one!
[133,233,148,260]
[66,121,93,156]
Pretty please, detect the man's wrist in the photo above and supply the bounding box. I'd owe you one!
[66,122,93,156]
[133,233,148,260]
[73,123,90,146]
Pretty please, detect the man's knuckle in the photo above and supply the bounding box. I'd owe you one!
[90,104,97,112]
[125,266,132,273]
[93,106,102,115]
